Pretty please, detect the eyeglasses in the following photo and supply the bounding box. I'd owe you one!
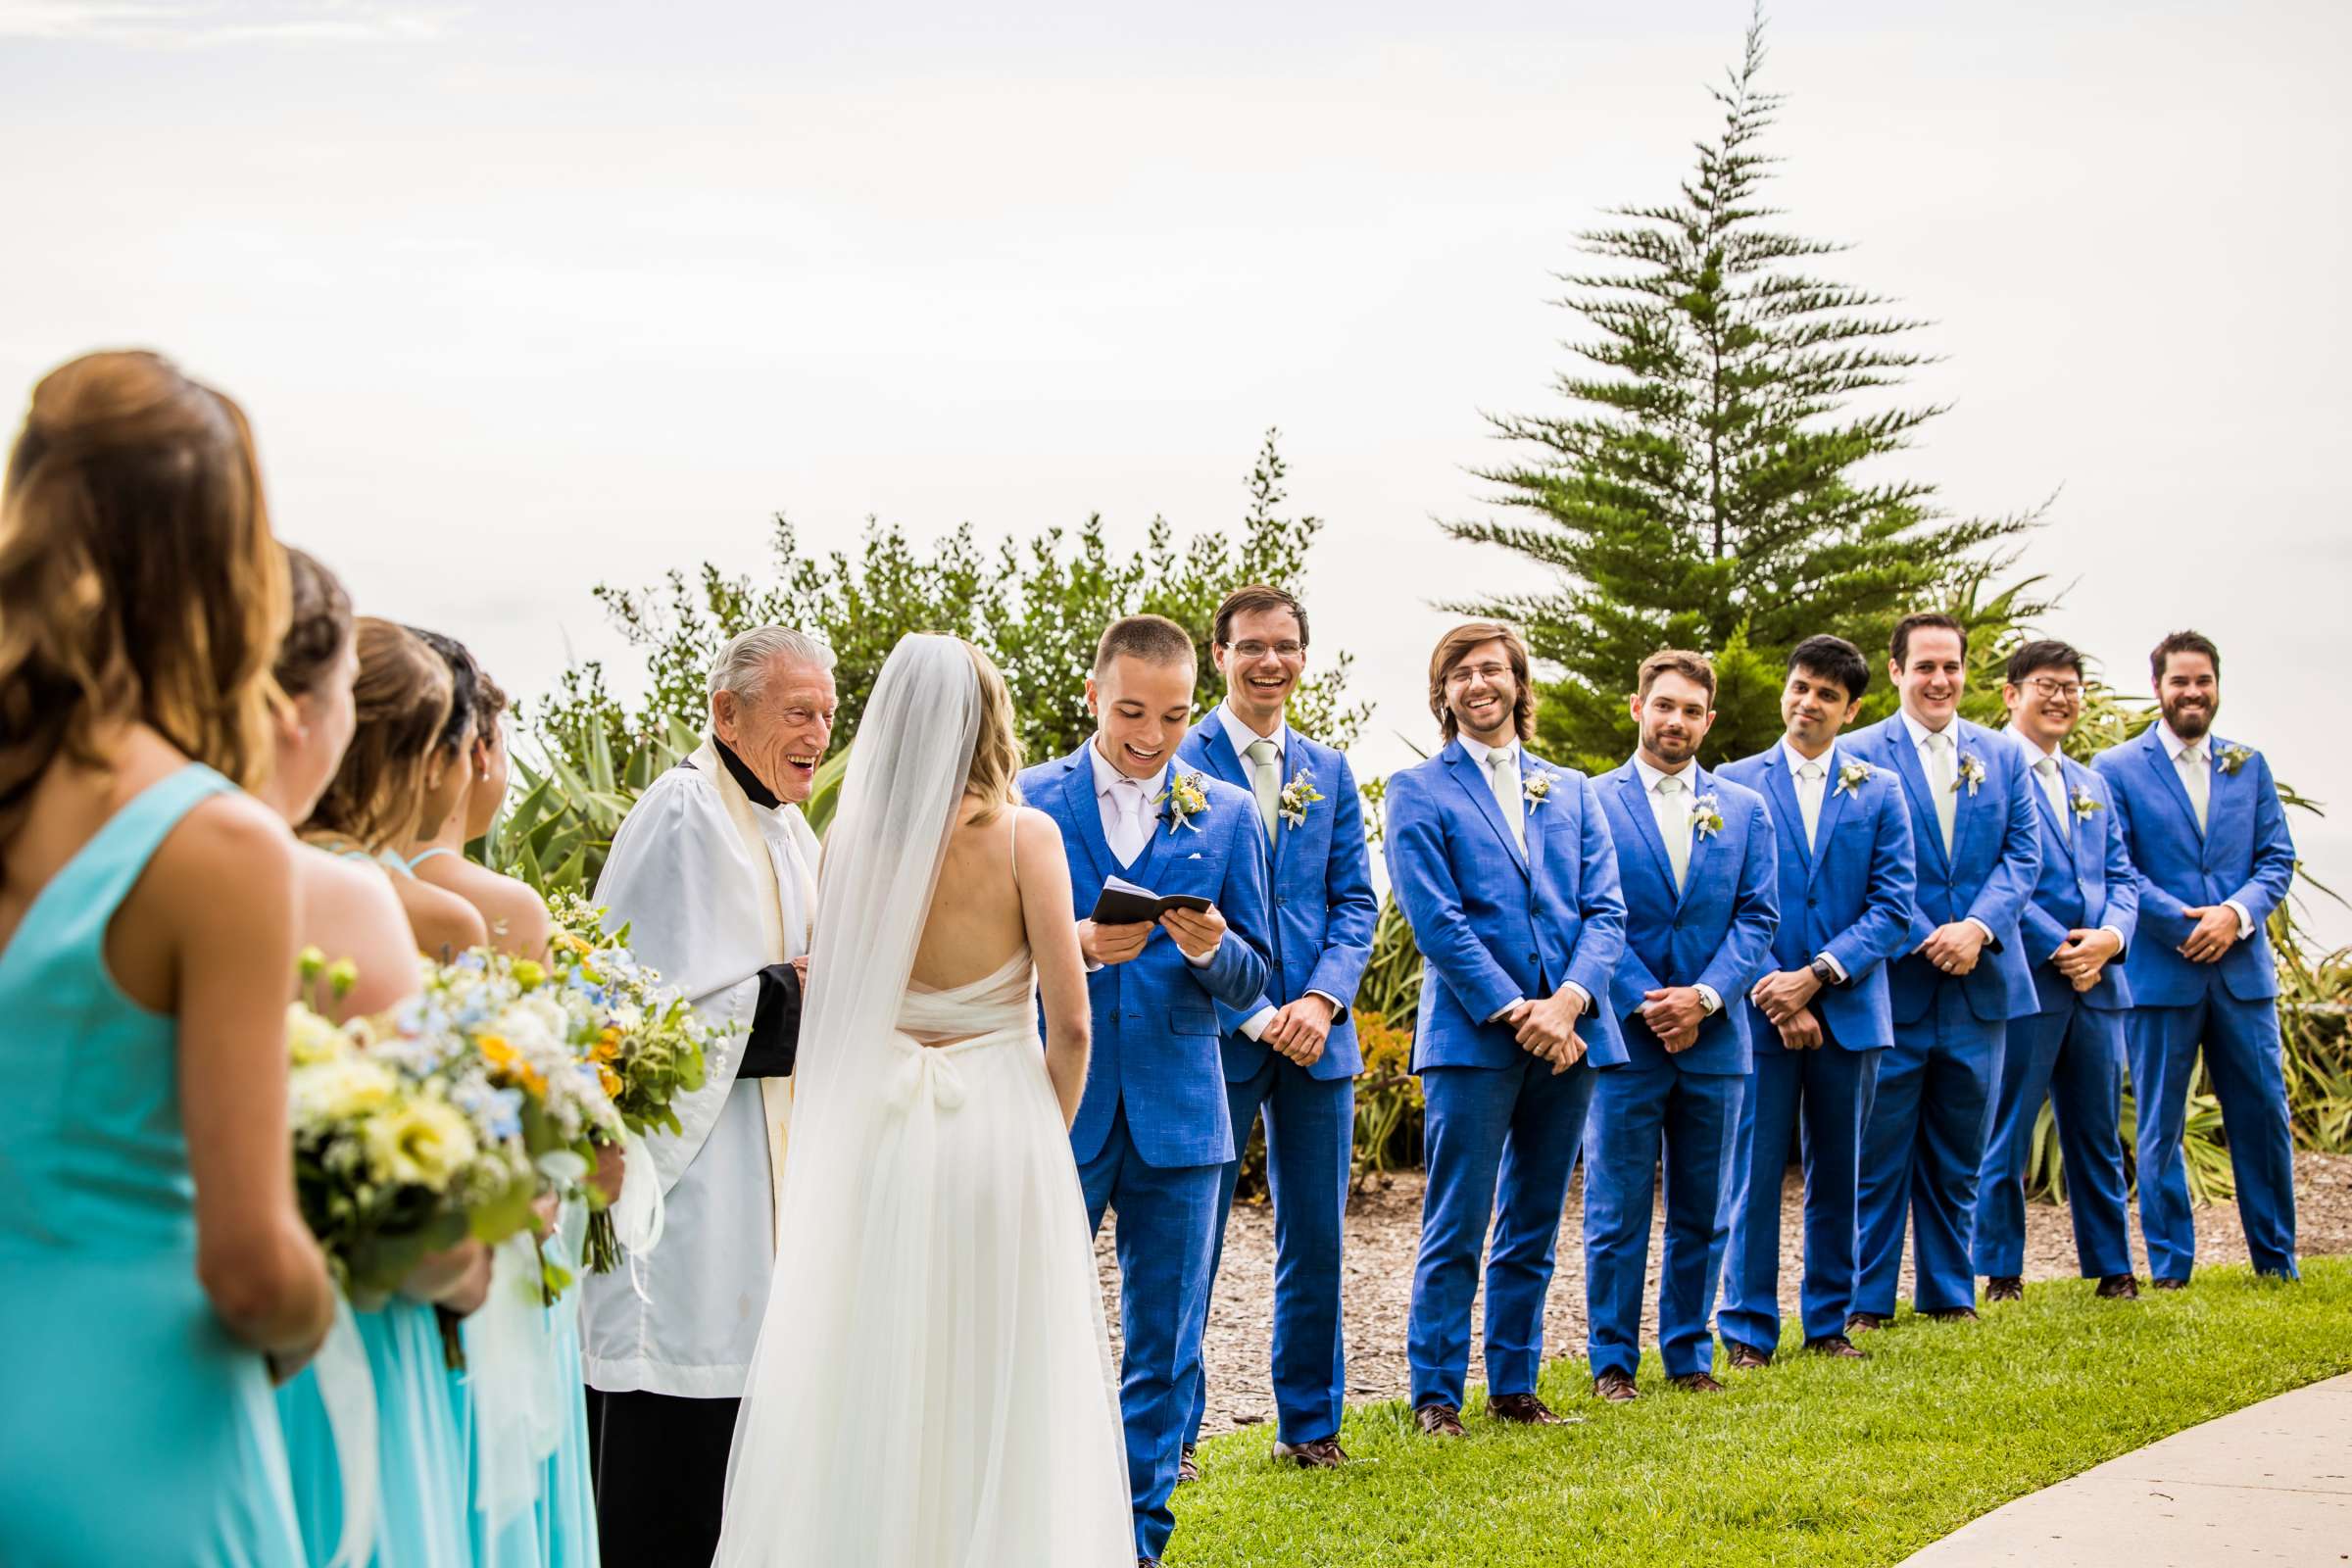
[2023,677,2084,702]
[1231,640,1305,662]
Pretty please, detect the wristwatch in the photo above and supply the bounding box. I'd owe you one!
[1809,956,1839,988]
[1698,989,1721,1016]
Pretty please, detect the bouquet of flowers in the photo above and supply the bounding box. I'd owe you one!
[543,892,723,1270]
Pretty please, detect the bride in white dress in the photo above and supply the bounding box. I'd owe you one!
[715,634,1133,1566]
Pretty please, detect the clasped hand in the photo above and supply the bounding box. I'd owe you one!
[1919,920,1986,976]
[2050,927,2122,992]
[2178,905,2240,964]
[1261,994,1336,1066]
[1507,991,1587,1073]
[1749,965,1821,1025]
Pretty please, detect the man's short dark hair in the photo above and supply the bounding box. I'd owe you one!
[2150,629,2221,684]
[1211,584,1308,650]
[1787,635,1869,701]
[2005,638,2084,686]
[1095,613,1197,674]
[1890,612,1968,667]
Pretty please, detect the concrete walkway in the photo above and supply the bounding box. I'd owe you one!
[1903,1373,2352,1566]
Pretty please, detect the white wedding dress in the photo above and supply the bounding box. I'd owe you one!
[714,636,1132,1568]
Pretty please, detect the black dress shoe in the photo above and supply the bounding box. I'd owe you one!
[1593,1368,1640,1403]
[1140,1558,1162,1567]
[1487,1392,1566,1426]
[1414,1402,1466,1438]
[1726,1341,1772,1371]
[1985,1276,2024,1302]
[1803,1334,1867,1359]
[1270,1437,1347,1468]
[2151,1276,2188,1292]
[2096,1273,2140,1299]
[1176,1446,1200,1485]
[1845,1310,1888,1335]
[1669,1371,1725,1394]
[1923,1305,1980,1323]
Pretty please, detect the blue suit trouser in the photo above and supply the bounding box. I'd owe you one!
[1855,987,2005,1315]
[2126,993,2299,1281]
[1184,1054,1352,1448]
[1583,1060,1744,1380]
[1078,1102,1221,1562]
[1407,1054,1594,1411]
[1975,999,2133,1279]
[1717,1033,1883,1352]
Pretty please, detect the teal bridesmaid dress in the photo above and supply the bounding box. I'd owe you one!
[276,1298,469,1567]
[0,765,307,1566]
[537,1209,600,1567]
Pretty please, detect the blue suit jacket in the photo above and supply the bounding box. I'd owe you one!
[1019,743,1275,1168]
[1383,740,1627,1073]
[1177,714,1379,1081]
[1848,713,2041,1026]
[1593,761,1779,1076]
[2092,727,2296,1006]
[1717,742,1917,1052]
[2010,739,2139,1014]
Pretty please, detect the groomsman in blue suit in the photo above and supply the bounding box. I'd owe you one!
[1717,635,1917,1367]
[1976,640,2141,1301]
[1847,612,2041,1329]
[1017,613,1275,1568]
[1587,650,1778,1400]
[1385,621,1626,1437]
[1178,585,1378,1474]
[2094,630,2299,1285]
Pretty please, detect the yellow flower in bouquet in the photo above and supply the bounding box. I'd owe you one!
[362,1097,479,1189]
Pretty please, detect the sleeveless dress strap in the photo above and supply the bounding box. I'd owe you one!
[406,846,460,871]
[0,763,233,982]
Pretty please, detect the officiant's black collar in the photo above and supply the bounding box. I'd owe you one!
[712,737,782,809]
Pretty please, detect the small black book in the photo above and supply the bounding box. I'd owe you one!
[1089,875,1213,926]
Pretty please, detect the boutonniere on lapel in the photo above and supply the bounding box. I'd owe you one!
[1156,770,1210,834]
[1276,767,1324,830]
[2217,743,2254,776]
[1953,750,1986,798]
[1522,765,1558,811]
[1689,791,1726,840]
[2069,785,2103,822]
[1835,760,1875,797]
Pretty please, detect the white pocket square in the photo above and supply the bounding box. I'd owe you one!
[1188,853,1203,859]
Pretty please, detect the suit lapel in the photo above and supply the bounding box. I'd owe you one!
[1676,764,1713,909]
[1614,765,1678,902]
[2203,735,2246,867]
[1886,719,1952,878]
[1760,749,1813,877]
[1445,742,1529,878]
[1274,727,1310,876]
[1519,751,1549,882]
[1059,749,1117,883]
[2138,727,2204,843]
[1134,764,1196,887]
[1808,753,1857,888]
[2031,753,2077,870]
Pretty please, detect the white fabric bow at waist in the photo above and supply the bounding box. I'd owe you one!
[882,1023,1033,1114]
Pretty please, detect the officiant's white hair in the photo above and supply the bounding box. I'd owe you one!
[708,625,835,701]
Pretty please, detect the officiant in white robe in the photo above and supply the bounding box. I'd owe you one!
[581,625,838,1566]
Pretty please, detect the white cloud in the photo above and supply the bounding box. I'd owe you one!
[0,0,456,44]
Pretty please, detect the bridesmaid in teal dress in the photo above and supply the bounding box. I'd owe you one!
[0,350,337,1565]
[262,550,487,1568]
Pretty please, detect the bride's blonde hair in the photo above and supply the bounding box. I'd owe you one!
[962,639,1022,822]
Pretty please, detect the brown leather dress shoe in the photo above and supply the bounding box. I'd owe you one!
[1804,1334,1867,1359]
[1414,1402,1466,1438]
[1845,1310,1887,1335]
[1923,1305,1980,1323]
[1487,1393,1565,1426]
[1176,1446,1200,1485]
[2096,1273,2140,1299]
[1669,1371,1725,1394]
[1985,1276,2024,1302]
[1271,1437,1348,1469]
[1593,1368,1640,1403]
[1726,1342,1772,1371]
[2151,1276,2188,1292]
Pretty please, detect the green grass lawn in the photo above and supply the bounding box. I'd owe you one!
[1171,1258,2352,1567]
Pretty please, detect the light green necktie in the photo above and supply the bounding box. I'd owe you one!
[1246,736,1281,843]
[1656,772,1690,892]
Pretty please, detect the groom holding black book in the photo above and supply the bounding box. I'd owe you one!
[1019,614,1274,1568]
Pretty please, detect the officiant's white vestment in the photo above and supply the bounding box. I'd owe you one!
[581,737,819,1397]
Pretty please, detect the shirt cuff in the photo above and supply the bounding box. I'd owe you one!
[2226,901,2254,940]
[2097,925,2127,953]
[1814,951,1848,984]
[1184,936,1221,969]
[1694,984,1722,1015]
[1487,997,1527,1024]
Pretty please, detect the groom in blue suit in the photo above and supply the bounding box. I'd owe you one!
[1017,613,1274,1567]
[1847,613,2041,1329]
[1717,635,1917,1366]
[1178,586,1377,1474]
[1587,650,1778,1400]
[1976,640,2140,1301]
[1385,621,1625,1436]
[2094,630,2299,1285]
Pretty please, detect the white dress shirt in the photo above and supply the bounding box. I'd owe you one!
[2006,727,2128,953]
[1779,736,1848,983]
[1899,708,1994,946]
[1086,738,1218,967]
[1469,736,1591,1022]
[1211,705,1340,1042]
[1628,753,1720,1015]
[2156,720,2254,939]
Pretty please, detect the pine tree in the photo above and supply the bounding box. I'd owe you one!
[1450,11,2032,771]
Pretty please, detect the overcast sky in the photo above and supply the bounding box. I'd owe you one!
[4,0,2347,939]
